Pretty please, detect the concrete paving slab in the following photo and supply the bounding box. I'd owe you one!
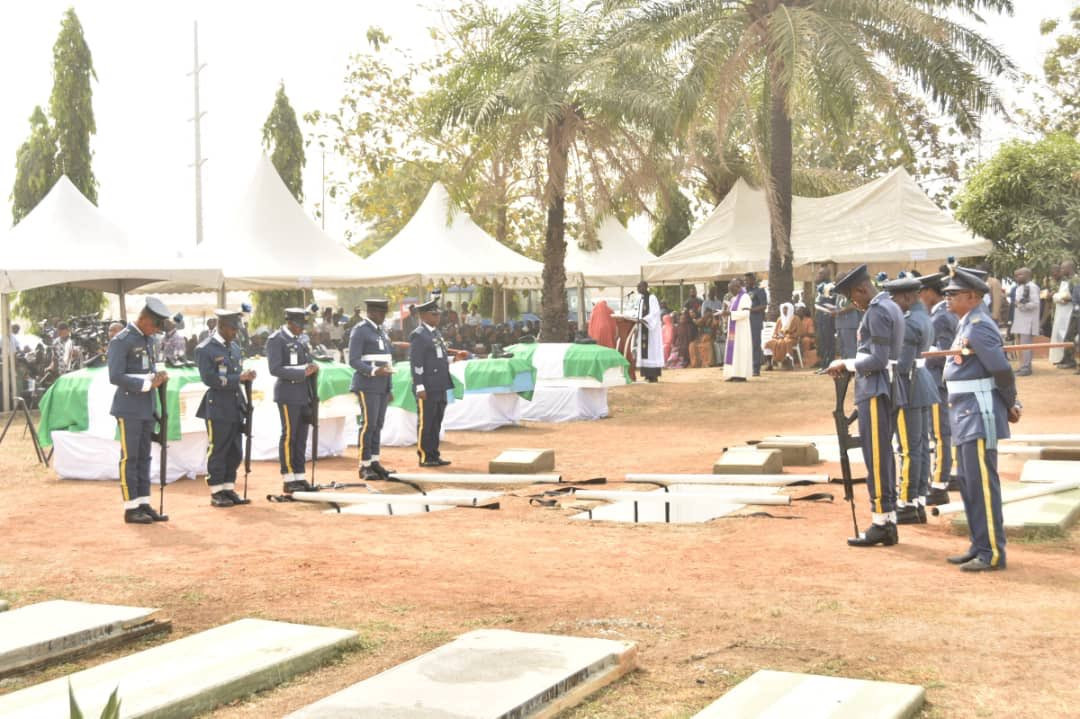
[0,618,357,719]
[951,483,1080,538]
[626,473,829,486]
[287,629,636,719]
[572,484,773,523]
[489,448,555,474]
[329,490,504,516]
[693,669,924,719]
[754,441,820,465]
[714,448,783,474]
[0,600,163,678]
[1019,460,1080,483]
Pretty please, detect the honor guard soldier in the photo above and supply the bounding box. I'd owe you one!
[195,310,257,507]
[267,307,319,493]
[919,273,958,506]
[108,298,172,524]
[410,299,453,467]
[349,299,395,480]
[942,268,1020,571]
[827,265,905,546]
[885,275,937,524]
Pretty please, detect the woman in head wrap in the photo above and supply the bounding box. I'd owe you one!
[765,302,799,369]
[587,299,617,348]
[662,312,676,366]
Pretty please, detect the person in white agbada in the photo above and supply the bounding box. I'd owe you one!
[1011,267,1040,376]
[723,278,752,382]
[1049,261,1075,365]
[634,280,663,382]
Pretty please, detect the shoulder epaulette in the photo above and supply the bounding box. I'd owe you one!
[116,328,132,340]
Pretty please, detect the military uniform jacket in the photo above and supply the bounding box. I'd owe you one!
[107,323,158,420]
[266,326,313,404]
[897,301,938,408]
[943,302,1016,445]
[195,333,247,422]
[410,324,453,395]
[926,300,958,390]
[349,319,393,394]
[835,296,862,330]
[851,292,905,404]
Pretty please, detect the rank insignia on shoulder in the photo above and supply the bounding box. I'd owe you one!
[971,317,981,324]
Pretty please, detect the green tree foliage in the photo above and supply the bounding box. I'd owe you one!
[13,9,105,322]
[50,8,97,203]
[956,134,1080,277]
[254,82,307,329]
[1020,5,1080,136]
[608,0,1015,312]
[429,0,673,341]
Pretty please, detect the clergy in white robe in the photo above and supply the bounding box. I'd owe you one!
[635,280,663,382]
[723,279,753,382]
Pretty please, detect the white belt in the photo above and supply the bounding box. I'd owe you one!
[360,354,393,363]
[915,358,926,368]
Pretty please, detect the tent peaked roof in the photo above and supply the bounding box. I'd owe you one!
[0,176,221,293]
[354,182,542,288]
[169,154,370,291]
[565,216,656,287]
[643,168,991,282]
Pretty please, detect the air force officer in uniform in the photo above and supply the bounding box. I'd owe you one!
[349,299,395,480]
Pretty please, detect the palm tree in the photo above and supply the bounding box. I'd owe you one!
[428,0,672,341]
[608,0,1016,312]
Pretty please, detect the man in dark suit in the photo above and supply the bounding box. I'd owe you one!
[410,299,453,467]
[266,307,319,493]
[349,299,395,480]
[107,298,172,524]
[195,310,257,507]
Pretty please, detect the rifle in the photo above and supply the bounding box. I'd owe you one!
[151,378,169,517]
[922,342,1069,358]
[242,379,253,501]
[831,373,860,538]
[307,372,319,484]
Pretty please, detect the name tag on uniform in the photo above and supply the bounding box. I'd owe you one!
[141,353,149,370]
[436,347,444,359]
[378,338,385,350]
[289,350,298,365]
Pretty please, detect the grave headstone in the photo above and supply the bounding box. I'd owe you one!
[489,448,556,474]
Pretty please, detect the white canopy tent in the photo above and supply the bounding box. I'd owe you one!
[565,216,656,324]
[353,182,543,294]
[0,176,222,411]
[142,154,371,294]
[643,167,991,283]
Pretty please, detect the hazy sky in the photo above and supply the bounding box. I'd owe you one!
[0,0,1074,253]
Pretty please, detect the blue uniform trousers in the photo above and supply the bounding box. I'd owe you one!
[956,439,1007,568]
[417,393,446,463]
[117,417,153,506]
[356,390,389,462]
[895,406,929,502]
[857,395,896,514]
[815,315,835,366]
[837,328,858,360]
[205,418,243,488]
[277,402,309,476]
[928,402,952,488]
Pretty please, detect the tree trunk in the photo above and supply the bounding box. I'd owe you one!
[540,116,571,342]
[767,64,794,320]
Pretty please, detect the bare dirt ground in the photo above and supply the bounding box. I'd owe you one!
[1,365,1078,718]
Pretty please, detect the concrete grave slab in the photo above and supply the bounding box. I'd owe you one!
[572,484,781,523]
[761,435,865,467]
[0,618,357,719]
[328,490,504,516]
[626,473,829,486]
[693,669,924,719]
[288,629,636,719]
[489,448,555,474]
[0,600,166,678]
[714,448,783,475]
[951,483,1080,538]
[754,440,820,465]
[1019,460,1080,484]
[1009,433,1080,446]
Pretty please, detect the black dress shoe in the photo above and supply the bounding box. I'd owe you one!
[1057,361,1076,369]
[419,460,445,468]
[140,505,169,522]
[360,466,382,481]
[895,505,925,525]
[125,508,153,524]
[926,487,950,506]
[960,557,1003,572]
[847,522,898,547]
[371,462,395,479]
[946,477,961,492]
[283,480,314,494]
[210,490,235,508]
[224,489,251,505]
[947,551,977,565]
[917,505,927,523]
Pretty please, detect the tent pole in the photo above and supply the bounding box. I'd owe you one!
[1,293,11,412]
[117,280,127,323]
[577,277,586,329]
[679,281,684,306]
[502,284,509,322]
[217,283,227,308]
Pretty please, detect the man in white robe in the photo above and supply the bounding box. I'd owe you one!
[1052,260,1076,367]
[723,278,752,382]
[634,280,663,382]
